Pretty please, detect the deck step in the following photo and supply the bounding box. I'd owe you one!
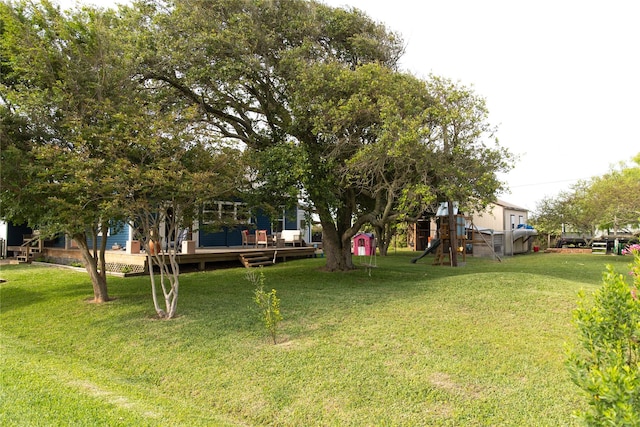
[17,233,41,263]
[238,251,277,268]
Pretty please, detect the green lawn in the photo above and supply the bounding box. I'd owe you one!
[0,252,633,426]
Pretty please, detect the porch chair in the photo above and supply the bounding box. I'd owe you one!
[241,229,256,247]
[256,230,268,248]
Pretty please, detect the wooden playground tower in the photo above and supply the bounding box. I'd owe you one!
[432,215,467,266]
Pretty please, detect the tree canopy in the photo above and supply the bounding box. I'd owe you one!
[2,0,514,279]
[127,0,511,270]
[0,0,245,307]
[1,0,138,301]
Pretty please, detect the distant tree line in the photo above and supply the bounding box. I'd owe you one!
[530,154,640,245]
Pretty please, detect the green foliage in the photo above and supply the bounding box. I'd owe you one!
[589,155,640,232]
[0,0,138,301]
[423,75,513,214]
[131,0,439,270]
[532,153,640,237]
[529,195,564,238]
[246,267,282,344]
[566,250,640,426]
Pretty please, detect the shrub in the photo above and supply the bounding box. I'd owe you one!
[246,267,282,344]
[566,247,640,425]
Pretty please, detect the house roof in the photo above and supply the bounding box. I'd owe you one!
[494,199,528,212]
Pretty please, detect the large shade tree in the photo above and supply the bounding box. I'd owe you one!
[126,0,419,270]
[1,0,245,312]
[1,0,138,302]
[328,66,434,256]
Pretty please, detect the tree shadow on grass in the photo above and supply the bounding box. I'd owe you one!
[0,285,45,314]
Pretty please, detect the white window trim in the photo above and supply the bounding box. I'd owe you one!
[202,201,250,224]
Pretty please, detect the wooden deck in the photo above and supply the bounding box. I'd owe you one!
[39,246,317,274]
[169,246,316,270]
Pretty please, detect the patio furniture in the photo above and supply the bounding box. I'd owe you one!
[280,229,303,246]
[241,229,256,247]
[256,230,268,248]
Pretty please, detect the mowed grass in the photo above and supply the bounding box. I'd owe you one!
[0,251,633,426]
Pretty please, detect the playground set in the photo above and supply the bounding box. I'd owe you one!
[410,214,469,265]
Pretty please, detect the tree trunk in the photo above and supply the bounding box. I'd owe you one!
[375,225,386,256]
[74,234,110,303]
[375,223,395,256]
[147,247,181,319]
[447,200,458,267]
[98,223,109,284]
[321,223,354,271]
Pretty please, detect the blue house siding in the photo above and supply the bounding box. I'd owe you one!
[5,222,32,246]
[89,221,129,249]
[198,209,275,247]
[284,212,297,230]
[199,228,232,247]
[255,215,272,231]
[199,225,274,247]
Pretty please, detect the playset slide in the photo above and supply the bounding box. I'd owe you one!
[410,238,441,263]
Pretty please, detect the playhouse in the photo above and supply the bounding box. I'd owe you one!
[352,232,376,256]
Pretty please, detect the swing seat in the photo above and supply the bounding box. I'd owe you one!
[359,260,377,276]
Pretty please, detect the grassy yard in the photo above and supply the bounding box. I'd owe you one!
[0,251,633,426]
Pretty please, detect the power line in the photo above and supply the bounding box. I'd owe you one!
[509,177,592,188]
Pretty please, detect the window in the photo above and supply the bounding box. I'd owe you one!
[202,201,249,224]
[510,214,516,229]
[519,215,524,226]
[220,202,235,220]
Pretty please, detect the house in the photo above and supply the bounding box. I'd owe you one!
[183,202,311,249]
[1,201,312,259]
[407,199,537,258]
[470,199,537,257]
[472,199,530,232]
[0,220,34,258]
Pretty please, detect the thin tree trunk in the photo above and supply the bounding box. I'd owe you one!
[146,222,180,319]
[447,200,458,267]
[148,251,161,315]
[98,222,109,283]
[74,234,110,303]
